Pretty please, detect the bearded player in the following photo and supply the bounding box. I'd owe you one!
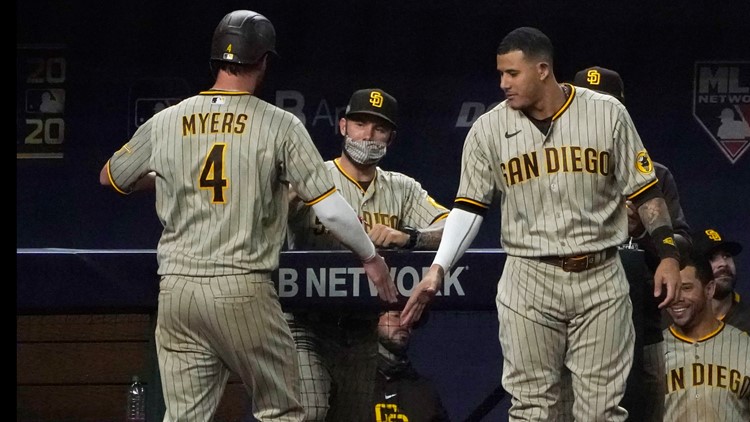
[663,249,750,421]
[694,227,750,333]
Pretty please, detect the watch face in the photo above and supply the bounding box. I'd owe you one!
[405,228,419,249]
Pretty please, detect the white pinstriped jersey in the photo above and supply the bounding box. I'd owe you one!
[457,84,657,257]
[663,323,750,421]
[106,90,335,275]
[287,158,449,250]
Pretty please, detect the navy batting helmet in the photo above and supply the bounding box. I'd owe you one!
[210,10,277,65]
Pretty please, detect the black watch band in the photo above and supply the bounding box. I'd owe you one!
[404,227,420,249]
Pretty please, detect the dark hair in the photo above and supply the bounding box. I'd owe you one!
[683,247,714,285]
[496,26,553,64]
[211,60,265,77]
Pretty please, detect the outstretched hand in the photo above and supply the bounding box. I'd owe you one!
[401,264,444,327]
[363,254,398,303]
[654,257,681,309]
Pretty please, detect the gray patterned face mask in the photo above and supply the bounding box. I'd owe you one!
[343,136,387,165]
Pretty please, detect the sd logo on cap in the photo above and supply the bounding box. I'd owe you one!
[345,88,398,128]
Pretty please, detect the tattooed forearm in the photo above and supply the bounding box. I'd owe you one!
[638,197,673,233]
[415,219,446,250]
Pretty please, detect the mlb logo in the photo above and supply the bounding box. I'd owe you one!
[134,98,182,127]
[25,89,66,114]
[693,61,750,164]
[128,78,191,135]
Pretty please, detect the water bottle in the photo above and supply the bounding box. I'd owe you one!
[126,375,146,422]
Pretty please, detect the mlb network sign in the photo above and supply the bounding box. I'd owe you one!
[274,249,505,311]
[693,62,750,164]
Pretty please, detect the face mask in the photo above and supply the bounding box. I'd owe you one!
[343,136,387,165]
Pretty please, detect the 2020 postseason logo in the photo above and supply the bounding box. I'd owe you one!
[693,61,750,164]
[17,44,67,159]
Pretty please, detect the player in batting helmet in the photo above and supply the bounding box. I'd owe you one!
[210,10,277,74]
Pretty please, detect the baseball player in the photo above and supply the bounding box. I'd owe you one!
[370,310,450,422]
[694,227,750,333]
[285,88,449,421]
[663,250,750,421]
[99,11,397,422]
[401,27,682,421]
[553,65,693,422]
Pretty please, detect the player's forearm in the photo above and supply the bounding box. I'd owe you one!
[638,197,679,261]
[432,208,483,271]
[311,192,376,261]
[638,196,672,232]
[416,228,443,250]
[99,162,112,186]
[410,219,446,250]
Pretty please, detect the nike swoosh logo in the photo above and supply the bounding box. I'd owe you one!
[505,129,521,138]
[385,393,397,399]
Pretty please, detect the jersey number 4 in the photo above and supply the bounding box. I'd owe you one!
[199,143,228,204]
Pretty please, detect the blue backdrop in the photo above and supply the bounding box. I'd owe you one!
[17,0,750,255]
[16,1,750,420]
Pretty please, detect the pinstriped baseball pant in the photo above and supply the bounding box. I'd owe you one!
[641,341,666,421]
[496,255,634,421]
[285,312,378,422]
[156,274,304,422]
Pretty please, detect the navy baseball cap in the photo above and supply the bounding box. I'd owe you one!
[345,88,398,128]
[693,228,743,258]
[573,66,625,103]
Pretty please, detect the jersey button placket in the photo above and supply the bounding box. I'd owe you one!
[549,172,558,193]
[550,175,564,246]
[693,343,700,402]
[694,342,700,361]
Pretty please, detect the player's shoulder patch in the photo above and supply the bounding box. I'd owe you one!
[635,150,654,174]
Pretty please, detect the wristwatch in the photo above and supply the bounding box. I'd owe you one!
[403,227,420,249]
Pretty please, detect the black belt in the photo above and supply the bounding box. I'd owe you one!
[538,247,617,272]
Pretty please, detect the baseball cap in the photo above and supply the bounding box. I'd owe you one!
[693,228,743,258]
[573,66,625,103]
[345,88,398,128]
